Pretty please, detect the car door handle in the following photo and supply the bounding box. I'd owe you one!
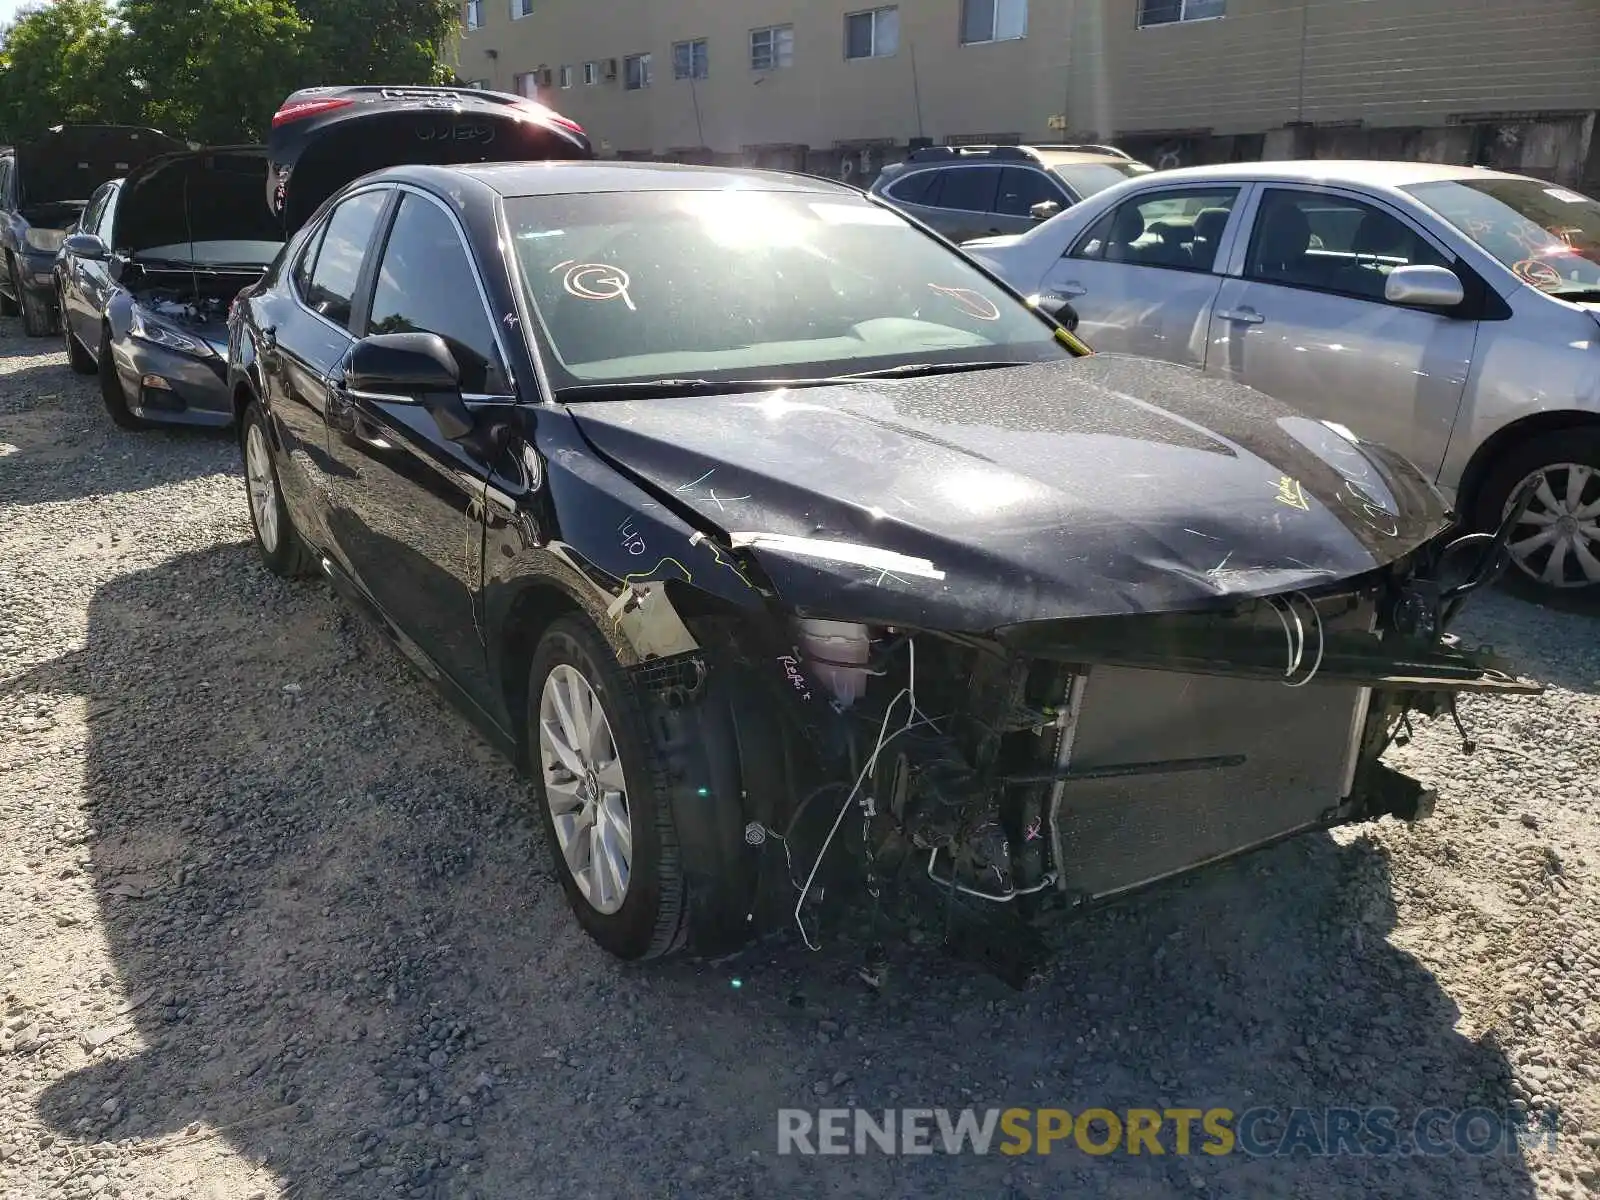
[1217,307,1265,325]
[1055,281,1089,298]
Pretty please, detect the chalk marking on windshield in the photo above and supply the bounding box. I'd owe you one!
[1274,476,1311,512]
[926,284,1001,322]
[677,468,716,493]
[554,260,637,310]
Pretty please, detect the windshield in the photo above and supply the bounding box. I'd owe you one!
[136,240,283,267]
[504,188,1068,389]
[1048,160,1153,200]
[1405,177,1600,297]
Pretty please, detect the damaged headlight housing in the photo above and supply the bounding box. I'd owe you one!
[23,227,65,254]
[128,306,212,358]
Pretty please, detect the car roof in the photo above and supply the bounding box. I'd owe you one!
[382,159,863,198]
[1117,159,1538,189]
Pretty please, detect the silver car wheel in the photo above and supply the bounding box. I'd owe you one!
[538,664,633,915]
[245,423,281,555]
[1505,462,1600,589]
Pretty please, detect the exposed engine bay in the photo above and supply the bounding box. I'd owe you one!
[126,266,258,329]
[622,483,1542,985]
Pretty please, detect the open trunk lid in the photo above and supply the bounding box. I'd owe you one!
[114,146,283,264]
[15,124,189,207]
[265,85,593,233]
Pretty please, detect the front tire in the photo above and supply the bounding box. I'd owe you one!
[1473,427,1600,604]
[98,325,146,430]
[61,299,95,374]
[528,615,688,961]
[241,400,314,579]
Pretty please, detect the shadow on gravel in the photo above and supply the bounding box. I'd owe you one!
[13,546,1540,1200]
[0,412,235,508]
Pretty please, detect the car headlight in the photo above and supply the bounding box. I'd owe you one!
[24,227,65,254]
[128,307,212,358]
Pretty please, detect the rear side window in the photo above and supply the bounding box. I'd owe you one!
[365,193,509,394]
[936,166,1002,213]
[0,159,12,209]
[996,167,1065,217]
[886,170,939,206]
[1072,188,1240,273]
[303,189,388,329]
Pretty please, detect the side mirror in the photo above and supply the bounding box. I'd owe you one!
[347,331,476,441]
[1029,200,1063,222]
[1031,293,1080,332]
[1384,264,1464,309]
[63,233,107,261]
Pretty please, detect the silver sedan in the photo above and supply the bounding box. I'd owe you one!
[965,161,1600,601]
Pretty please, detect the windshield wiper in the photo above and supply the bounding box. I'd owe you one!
[555,378,793,401]
[814,360,1027,382]
[554,361,1028,402]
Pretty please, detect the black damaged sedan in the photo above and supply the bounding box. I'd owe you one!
[228,161,1540,973]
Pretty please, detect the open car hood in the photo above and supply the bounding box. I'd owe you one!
[115,146,283,260]
[265,85,592,233]
[15,124,188,207]
[567,354,1454,631]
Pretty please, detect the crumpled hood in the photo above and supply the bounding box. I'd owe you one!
[567,354,1453,630]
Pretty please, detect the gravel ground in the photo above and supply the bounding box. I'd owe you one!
[1,312,1598,1200]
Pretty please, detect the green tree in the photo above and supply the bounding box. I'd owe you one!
[289,0,461,87]
[0,0,135,143]
[114,0,313,143]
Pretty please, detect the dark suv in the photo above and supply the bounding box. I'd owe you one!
[870,144,1154,244]
[1,125,186,336]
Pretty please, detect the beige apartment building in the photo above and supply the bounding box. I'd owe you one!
[454,0,1600,187]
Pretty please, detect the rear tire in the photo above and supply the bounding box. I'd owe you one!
[527,615,689,961]
[98,326,146,430]
[61,299,95,375]
[13,259,53,337]
[1471,427,1600,605]
[241,399,315,579]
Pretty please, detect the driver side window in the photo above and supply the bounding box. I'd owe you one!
[364,193,509,395]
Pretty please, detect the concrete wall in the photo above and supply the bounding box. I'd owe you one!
[453,0,1600,186]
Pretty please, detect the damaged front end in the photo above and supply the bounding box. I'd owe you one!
[599,475,1541,985]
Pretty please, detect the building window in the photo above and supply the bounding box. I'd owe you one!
[624,53,652,90]
[559,65,572,88]
[960,0,1027,43]
[463,0,482,31]
[465,79,489,89]
[1137,0,1225,26]
[583,61,599,85]
[513,71,539,98]
[673,38,709,80]
[845,7,899,59]
[510,0,532,17]
[750,24,794,70]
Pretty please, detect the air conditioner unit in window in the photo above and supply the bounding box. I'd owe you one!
[603,58,619,80]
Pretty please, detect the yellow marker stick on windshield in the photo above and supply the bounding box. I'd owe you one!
[1055,327,1092,355]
